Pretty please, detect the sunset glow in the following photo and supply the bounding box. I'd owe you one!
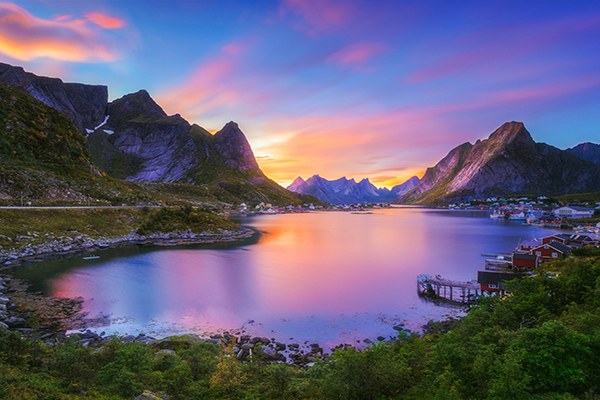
[2,0,599,188]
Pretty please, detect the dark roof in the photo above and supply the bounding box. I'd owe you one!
[568,206,595,212]
[569,234,593,242]
[532,241,572,254]
[478,271,525,285]
[513,253,537,261]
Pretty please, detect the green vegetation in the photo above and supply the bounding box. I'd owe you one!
[2,247,600,399]
[0,207,240,249]
[556,191,600,206]
[136,206,239,236]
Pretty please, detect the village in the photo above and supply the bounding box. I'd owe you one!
[418,232,600,302]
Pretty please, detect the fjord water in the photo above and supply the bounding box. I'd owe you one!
[13,207,564,347]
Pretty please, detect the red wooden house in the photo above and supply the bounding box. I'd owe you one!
[530,241,571,261]
[478,271,525,295]
[512,252,539,270]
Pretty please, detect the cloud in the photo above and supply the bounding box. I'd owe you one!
[84,12,126,29]
[327,41,387,70]
[279,0,355,36]
[0,3,123,62]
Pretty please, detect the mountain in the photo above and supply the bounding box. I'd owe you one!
[0,63,107,136]
[0,63,318,206]
[86,90,312,205]
[288,175,419,204]
[0,82,155,204]
[390,176,420,196]
[398,122,600,204]
[567,142,600,166]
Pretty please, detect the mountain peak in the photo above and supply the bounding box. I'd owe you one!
[399,121,600,204]
[108,90,167,125]
[213,122,261,172]
[488,121,532,144]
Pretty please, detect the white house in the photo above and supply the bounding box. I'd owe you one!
[554,206,595,219]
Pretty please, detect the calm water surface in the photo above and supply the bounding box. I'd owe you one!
[13,207,568,347]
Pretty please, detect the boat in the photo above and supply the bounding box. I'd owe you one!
[83,255,100,260]
[490,210,506,219]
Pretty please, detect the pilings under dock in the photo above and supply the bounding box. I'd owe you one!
[417,274,481,303]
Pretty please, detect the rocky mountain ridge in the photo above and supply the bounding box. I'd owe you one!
[398,121,600,204]
[288,175,419,204]
[0,63,317,206]
[0,63,107,136]
[567,142,600,166]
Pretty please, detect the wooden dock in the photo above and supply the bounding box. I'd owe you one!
[417,274,481,303]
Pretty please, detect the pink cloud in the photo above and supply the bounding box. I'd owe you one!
[327,41,387,69]
[280,0,355,35]
[84,12,126,29]
[0,3,121,62]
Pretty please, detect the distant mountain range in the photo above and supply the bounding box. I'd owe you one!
[398,122,600,204]
[0,63,320,206]
[288,175,419,204]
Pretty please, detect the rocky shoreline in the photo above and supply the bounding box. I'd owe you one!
[0,227,255,269]
[0,227,345,368]
[0,269,335,368]
[0,227,417,369]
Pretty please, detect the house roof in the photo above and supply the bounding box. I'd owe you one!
[556,206,595,212]
[531,241,572,254]
[519,240,540,248]
[569,234,593,242]
[478,271,525,285]
[513,253,538,261]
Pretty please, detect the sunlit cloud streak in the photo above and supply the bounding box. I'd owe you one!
[0,3,123,62]
[327,41,387,70]
[84,12,126,29]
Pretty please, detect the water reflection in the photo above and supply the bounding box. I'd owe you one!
[12,207,569,345]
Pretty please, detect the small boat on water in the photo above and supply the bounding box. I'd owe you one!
[490,210,506,219]
[83,255,100,260]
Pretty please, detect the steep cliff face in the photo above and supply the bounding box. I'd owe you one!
[567,142,600,166]
[88,90,196,182]
[87,91,264,184]
[0,63,108,136]
[287,174,419,204]
[213,122,261,172]
[398,122,600,204]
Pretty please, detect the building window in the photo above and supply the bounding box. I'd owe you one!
[536,251,541,256]
[552,253,558,258]
[489,284,498,289]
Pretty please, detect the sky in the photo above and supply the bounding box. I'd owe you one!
[1,0,599,188]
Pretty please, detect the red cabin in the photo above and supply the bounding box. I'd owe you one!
[530,241,571,261]
[512,252,539,270]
